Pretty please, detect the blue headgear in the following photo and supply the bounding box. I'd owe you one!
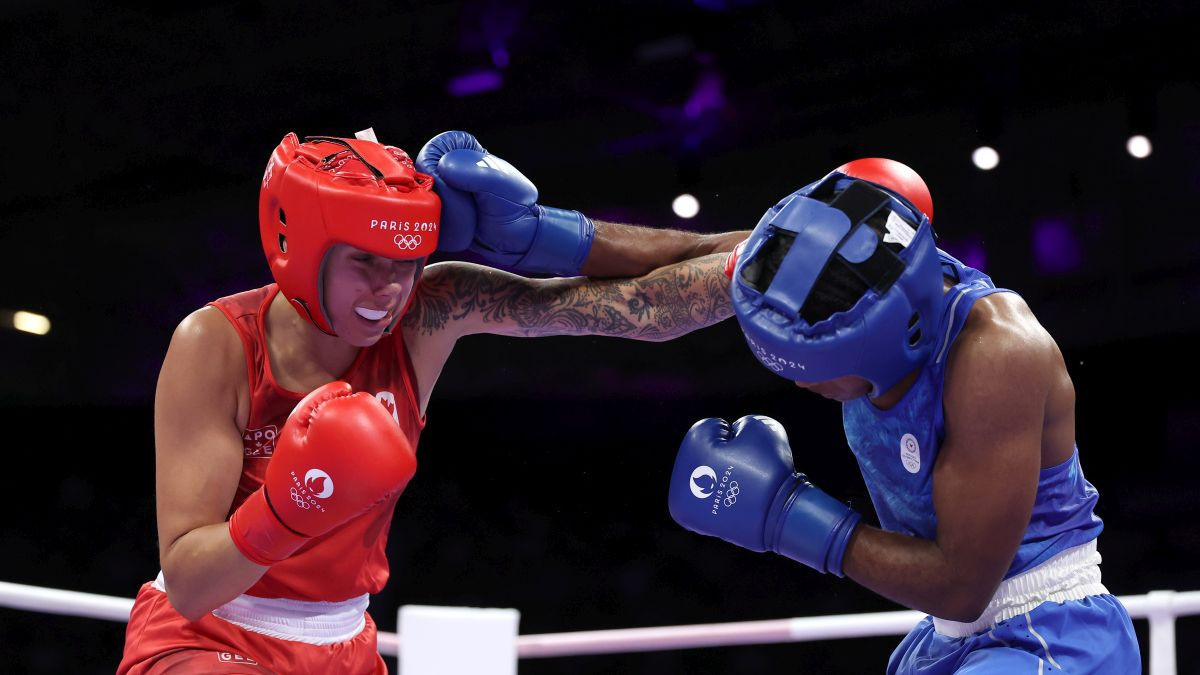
[731,171,944,397]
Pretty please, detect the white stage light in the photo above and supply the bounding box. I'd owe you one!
[672,193,700,219]
[12,310,51,335]
[972,146,1000,171]
[1126,135,1152,159]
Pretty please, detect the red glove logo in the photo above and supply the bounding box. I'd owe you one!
[304,469,335,498]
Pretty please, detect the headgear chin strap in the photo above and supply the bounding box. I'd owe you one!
[258,133,441,336]
[732,165,943,397]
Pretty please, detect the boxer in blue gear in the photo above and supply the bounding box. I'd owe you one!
[668,159,1139,673]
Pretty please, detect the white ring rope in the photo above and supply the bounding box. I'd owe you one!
[0,580,134,622]
[515,610,926,658]
[2,581,1196,672]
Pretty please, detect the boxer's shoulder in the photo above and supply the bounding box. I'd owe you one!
[958,291,1053,355]
[945,292,1059,399]
[161,305,248,425]
[170,306,244,366]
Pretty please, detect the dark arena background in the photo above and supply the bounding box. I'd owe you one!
[3,1,1199,672]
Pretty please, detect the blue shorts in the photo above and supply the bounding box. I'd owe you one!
[888,595,1139,674]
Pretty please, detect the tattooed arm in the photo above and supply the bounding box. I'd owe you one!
[404,253,733,342]
[400,252,733,412]
[580,222,749,278]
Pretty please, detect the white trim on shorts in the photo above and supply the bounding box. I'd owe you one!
[931,540,1109,638]
[153,571,369,645]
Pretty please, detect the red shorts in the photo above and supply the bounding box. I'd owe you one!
[117,582,387,674]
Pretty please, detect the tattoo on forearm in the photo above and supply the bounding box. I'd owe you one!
[403,255,733,340]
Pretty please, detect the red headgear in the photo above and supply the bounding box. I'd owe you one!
[259,133,441,335]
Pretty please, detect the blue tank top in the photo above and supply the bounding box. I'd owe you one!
[842,251,1103,578]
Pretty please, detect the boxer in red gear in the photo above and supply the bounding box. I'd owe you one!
[118,132,747,673]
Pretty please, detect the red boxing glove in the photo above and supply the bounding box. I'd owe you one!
[835,158,934,222]
[724,239,748,281]
[229,381,417,566]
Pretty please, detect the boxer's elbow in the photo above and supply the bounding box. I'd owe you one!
[927,573,998,622]
[170,595,207,624]
[159,551,211,621]
[159,553,243,622]
[167,589,211,623]
[163,574,241,622]
[932,590,991,623]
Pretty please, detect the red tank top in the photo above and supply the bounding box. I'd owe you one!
[208,284,425,602]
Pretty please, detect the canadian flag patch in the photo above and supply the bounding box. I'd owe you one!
[375,391,399,425]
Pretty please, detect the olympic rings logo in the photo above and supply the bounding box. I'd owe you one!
[723,481,740,507]
[393,234,423,250]
[289,487,311,510]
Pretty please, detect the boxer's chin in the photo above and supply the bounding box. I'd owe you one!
[330,310,393,347]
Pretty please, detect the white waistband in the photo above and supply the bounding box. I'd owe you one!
[932,540,1108,638]
[153,572,369,645]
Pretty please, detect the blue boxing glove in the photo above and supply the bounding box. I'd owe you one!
[416,131,594,275]
[416,131,485,253]
[668,415,861,576]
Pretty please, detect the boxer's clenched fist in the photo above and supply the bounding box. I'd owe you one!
[229,381,417,565]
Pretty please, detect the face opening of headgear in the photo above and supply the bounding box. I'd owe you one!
[258,132,441,336]
[730,160,944,398]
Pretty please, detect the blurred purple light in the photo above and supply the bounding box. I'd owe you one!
[1032,217,1084,274]
[693,0,764,9]
[683,71,725,120]
[490,47,509,69]
[941,237,988,271]
[447,69,502,97]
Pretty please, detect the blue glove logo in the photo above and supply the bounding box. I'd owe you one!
[689,466,717,499]
[474,154,516,176]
